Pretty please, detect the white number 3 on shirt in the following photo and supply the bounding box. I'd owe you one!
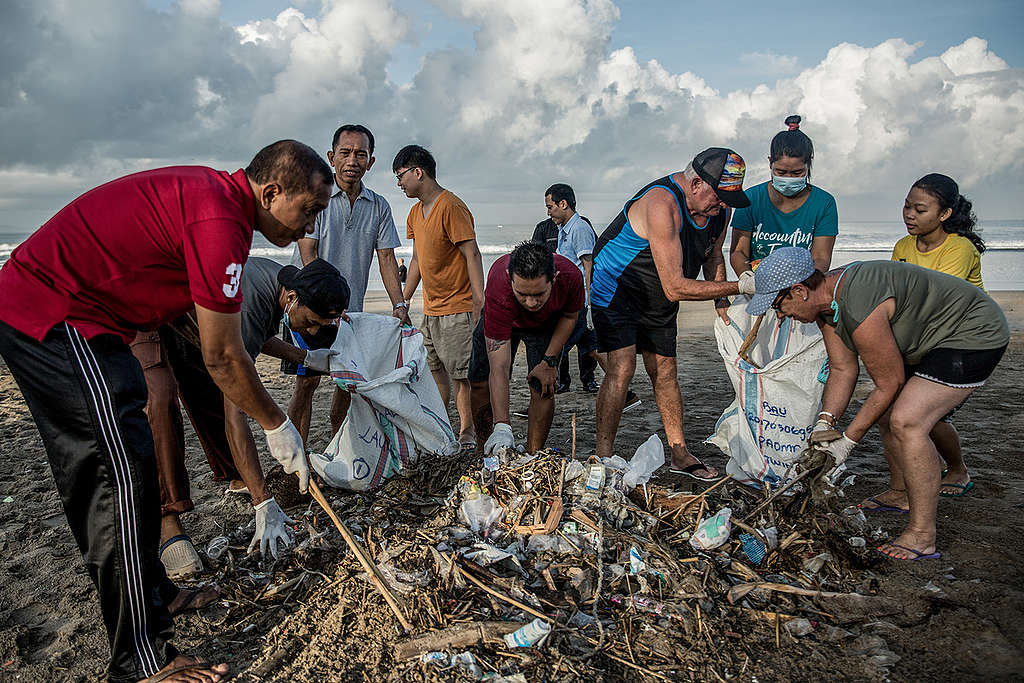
[223,263,242,298]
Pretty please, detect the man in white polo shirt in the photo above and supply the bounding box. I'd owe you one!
[286,124,410,444]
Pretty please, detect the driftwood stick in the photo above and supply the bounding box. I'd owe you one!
[455,561,552,623]
[308,480,414,633]
[740,467,814,524]
[737,314,765,366]
[393,621,520,660]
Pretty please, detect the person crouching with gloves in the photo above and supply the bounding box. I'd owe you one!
[470,241,585,455]
[153,258,350,567]
[746,247,1008,562]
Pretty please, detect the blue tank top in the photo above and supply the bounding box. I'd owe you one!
[591,175,727,326]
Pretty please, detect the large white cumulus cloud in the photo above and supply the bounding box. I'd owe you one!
[0,0,1020,227]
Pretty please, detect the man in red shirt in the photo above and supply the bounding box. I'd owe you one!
[0,140,332,683]
[470,241,583,454]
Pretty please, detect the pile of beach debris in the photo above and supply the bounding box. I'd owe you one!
[185,438,908,681]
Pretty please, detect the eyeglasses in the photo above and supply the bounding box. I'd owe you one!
[395,167,417,182]
[771,287,791,312]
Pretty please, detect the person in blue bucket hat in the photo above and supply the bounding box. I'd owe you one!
[750,247,1008,562]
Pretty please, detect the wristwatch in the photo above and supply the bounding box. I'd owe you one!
[393,301,409,310]
[542,354,559,368]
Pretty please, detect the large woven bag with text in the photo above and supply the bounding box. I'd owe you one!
[705,298,826,486]
[309,313,458,490]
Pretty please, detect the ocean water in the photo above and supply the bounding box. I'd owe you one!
[2,220,1021,289]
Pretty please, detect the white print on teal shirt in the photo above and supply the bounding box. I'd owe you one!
[751,223,814,250]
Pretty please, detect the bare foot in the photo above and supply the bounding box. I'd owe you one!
[669,447,718,479]
[858,488,909,512]
[142,655,228,682]
[877,529,938,560]
[168,584,220,617]
[940,470,972,496]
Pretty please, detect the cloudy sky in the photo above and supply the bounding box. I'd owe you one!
[1,0,1022,234]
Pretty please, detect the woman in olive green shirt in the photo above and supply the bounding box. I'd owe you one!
[746,249,1007,561]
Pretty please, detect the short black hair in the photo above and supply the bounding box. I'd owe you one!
[332,124,375,155]
[545,183,576,211]
[392,145,437,179]
[245,140,333,196]
[508,240,555,282]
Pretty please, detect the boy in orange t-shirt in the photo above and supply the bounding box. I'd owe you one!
[394,145,485,449]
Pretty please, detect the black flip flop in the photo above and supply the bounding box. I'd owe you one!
[669,460,718,482]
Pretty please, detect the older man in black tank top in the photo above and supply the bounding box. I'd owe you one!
[590,148,757,480]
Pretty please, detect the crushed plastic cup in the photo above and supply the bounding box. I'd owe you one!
[503,618,552,648]
[206,535,230,560]
[689,507,733,551]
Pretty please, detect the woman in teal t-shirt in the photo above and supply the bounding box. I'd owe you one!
[729,115,838,277]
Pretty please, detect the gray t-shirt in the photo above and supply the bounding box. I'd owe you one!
[240,257,284,360]
[833,261,1008,365]
[291,182,400,312]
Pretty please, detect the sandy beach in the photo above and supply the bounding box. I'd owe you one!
[0,292,1021,680]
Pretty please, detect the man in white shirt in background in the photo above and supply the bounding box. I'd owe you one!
[287,124,410,444]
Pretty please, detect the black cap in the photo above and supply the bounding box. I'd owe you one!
[277,258,350,318]
[692,147,751,209]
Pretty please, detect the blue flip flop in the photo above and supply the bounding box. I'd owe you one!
[858,497,909,514]
[939,481,974,498]
[877,542,940,561]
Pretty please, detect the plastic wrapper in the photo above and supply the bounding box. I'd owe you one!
[689,507,733,551]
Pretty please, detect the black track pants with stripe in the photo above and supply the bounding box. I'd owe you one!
[0,321,177,681]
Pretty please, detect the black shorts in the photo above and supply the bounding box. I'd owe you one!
[468,316,555,383]
[591,305,676,357]
[279,323,339,377]
[905,345,1007,389]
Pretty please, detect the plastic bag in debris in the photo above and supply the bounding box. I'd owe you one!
[689,507,733,551]
[462,542,527,575]
[459,495,504,536]
[622,434,665,489]
[527,534,578,554]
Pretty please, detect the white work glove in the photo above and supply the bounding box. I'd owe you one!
[247,497,295,559]
[813,432,858,467]
[303,348,338,373]
[483,423,515,455]
[264,417,309,493]
[737,270,756,295]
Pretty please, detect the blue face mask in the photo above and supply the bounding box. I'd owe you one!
[772,174,807,197]
[282,300,294,329]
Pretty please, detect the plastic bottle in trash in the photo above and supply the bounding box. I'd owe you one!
[503,618,552,648]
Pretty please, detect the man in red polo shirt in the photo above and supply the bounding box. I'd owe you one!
[0,140,332,683]
[469,241,584,454]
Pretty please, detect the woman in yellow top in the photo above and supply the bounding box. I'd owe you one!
[863,173,986,511]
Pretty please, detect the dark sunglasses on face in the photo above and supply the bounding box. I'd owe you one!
[771,287,791,312]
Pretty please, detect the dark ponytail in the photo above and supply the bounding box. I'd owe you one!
[769,115,814,171]
[912,173,985,253]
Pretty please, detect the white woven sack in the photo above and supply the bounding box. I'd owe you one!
[705,298,826,486]
[309,313,458,490]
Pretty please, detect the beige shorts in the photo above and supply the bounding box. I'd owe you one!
[421,312,474,380]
